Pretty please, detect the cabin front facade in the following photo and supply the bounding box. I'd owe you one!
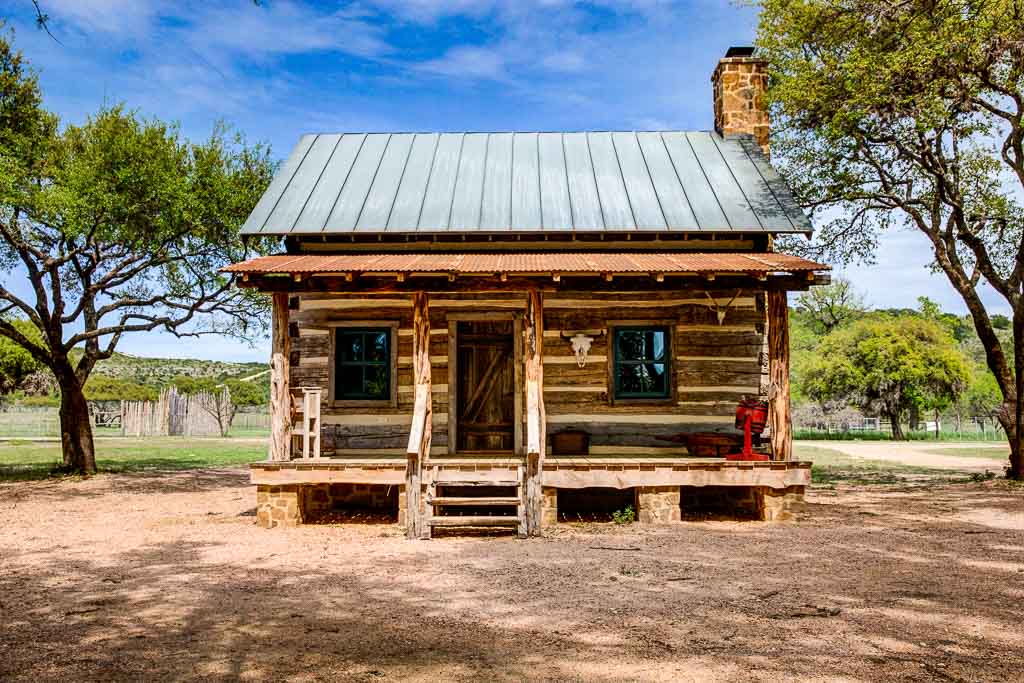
[227,48,829,536]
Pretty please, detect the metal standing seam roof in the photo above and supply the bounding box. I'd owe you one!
[223,252,829,275]
[241,132,812,236]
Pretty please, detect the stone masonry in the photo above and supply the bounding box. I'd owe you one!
[541,486,558,527]
[711,54,770,155]
[636,486,682,524]
[760,485,806,521]
[256,485,303,528]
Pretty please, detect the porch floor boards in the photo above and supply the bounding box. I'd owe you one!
[250,457,812,489]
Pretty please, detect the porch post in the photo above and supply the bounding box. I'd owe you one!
[524,288,546,536]
[268,292,292,462]
[767,290,792,460]
[406,292,432,539]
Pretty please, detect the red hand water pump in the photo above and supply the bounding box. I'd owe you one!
[725,398,770,461]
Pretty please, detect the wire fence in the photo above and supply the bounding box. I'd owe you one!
[0,406,270,439]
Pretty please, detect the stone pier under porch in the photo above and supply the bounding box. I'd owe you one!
[251,458,811,529]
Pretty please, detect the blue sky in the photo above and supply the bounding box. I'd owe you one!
[2,0,1007,362]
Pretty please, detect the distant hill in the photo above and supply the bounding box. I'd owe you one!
[28,351,276,406]
[77,350,268,385]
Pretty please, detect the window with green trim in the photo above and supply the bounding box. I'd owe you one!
[334,328,391,400]
[613,326,670,399]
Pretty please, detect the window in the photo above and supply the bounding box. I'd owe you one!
[613,326,671,400]
[334,328,392,401]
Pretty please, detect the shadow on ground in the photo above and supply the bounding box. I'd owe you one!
[1,472,1022,681]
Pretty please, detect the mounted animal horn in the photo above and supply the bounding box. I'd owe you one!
[560,330,604,367]
[703,290,743,325]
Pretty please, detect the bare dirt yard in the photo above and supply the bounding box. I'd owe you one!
[1,453,1023,681]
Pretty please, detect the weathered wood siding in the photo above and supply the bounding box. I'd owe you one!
[543,290,766,455]
[290,289,767,458]
[289,292,525,457]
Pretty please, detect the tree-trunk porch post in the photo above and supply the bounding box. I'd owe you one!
[406,292,432,539]
[268,291,292,462]
[767,290,792,460]
[524,288,546,536]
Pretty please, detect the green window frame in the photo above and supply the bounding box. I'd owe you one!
[334,328,392,401]
[612,326,671,400]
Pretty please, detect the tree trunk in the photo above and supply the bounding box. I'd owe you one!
[58,376,97,475]
[1011,309,1024,479]
[887,411,906,440]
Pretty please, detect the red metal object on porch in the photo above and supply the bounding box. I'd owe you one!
[725,399,770,461]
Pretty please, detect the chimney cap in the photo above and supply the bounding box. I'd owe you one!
[725,46,756,58]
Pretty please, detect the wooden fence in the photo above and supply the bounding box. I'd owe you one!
[121,387,234,437]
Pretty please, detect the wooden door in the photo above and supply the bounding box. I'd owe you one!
[456,320,515,452]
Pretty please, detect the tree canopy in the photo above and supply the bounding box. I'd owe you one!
[0,317,41,393]
[803,316,971,439]
[757,0,1024,475]
[0,29,274,473]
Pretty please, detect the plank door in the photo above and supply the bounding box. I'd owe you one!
[455,320,515,453]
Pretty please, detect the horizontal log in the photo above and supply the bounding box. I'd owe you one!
[319,413,449,425]
[542,465,810,490]
[548,413,733,424]
[323,424,449,450]
[428,497,520,506]
[428,516,520,527]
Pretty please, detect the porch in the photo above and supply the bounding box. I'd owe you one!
[250,457,811,529]
[227,250,827,536]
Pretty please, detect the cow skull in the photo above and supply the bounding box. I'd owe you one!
[562,332,595,367]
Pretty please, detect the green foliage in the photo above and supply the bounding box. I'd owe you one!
[794,277,865,334]
[170,374,268,407]
[83,376,157,402]
[0,29,274,472]
[756,0,1024,470]
[803,316,970,437]
[611,505,636,524]
[0,318,44,392]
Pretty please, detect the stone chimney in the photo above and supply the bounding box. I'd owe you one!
[711,46,770,156]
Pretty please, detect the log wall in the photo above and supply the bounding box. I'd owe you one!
[289,289,768,458]
[543,290,765,455]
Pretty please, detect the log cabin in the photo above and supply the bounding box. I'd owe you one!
[225,47,829,535]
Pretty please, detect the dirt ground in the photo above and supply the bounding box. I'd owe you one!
[802,440,1009,472]
[1,470,1023,682]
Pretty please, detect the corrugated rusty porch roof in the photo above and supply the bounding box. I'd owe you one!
[224,252,829,276]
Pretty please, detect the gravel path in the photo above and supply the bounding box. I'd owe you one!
[801,440,1009,471]
[1,469,1023,681]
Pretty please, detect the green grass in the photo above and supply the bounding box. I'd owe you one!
[920,446,1010,460]
[795,429,1007,442]
[0,437,267,482]
[793,444,983,487]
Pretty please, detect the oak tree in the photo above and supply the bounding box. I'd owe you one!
[803,317,970,439]
[0,31,273,473]
[757,0,1024,476]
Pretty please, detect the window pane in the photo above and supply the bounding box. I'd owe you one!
[335,328,392,400]
[339,333,363,362]
[649,331,665,361]
[338,365,364,396]
[363,365,389,399]
[617,331,644,361]
[617,362,667,395]
[617,329,666,362]
[614,326,669,398]
[368,332,388,362]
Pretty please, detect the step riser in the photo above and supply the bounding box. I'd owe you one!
[427,516,521,527]
[428,497,521,506]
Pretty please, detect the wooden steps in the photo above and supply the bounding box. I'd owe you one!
[428,516,521,527]
[429,496,520,506]
[423,463,526,538]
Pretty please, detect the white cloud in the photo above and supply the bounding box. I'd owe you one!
[40,0,165,37]
[184,2,392,62]
[416,45,508,79]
